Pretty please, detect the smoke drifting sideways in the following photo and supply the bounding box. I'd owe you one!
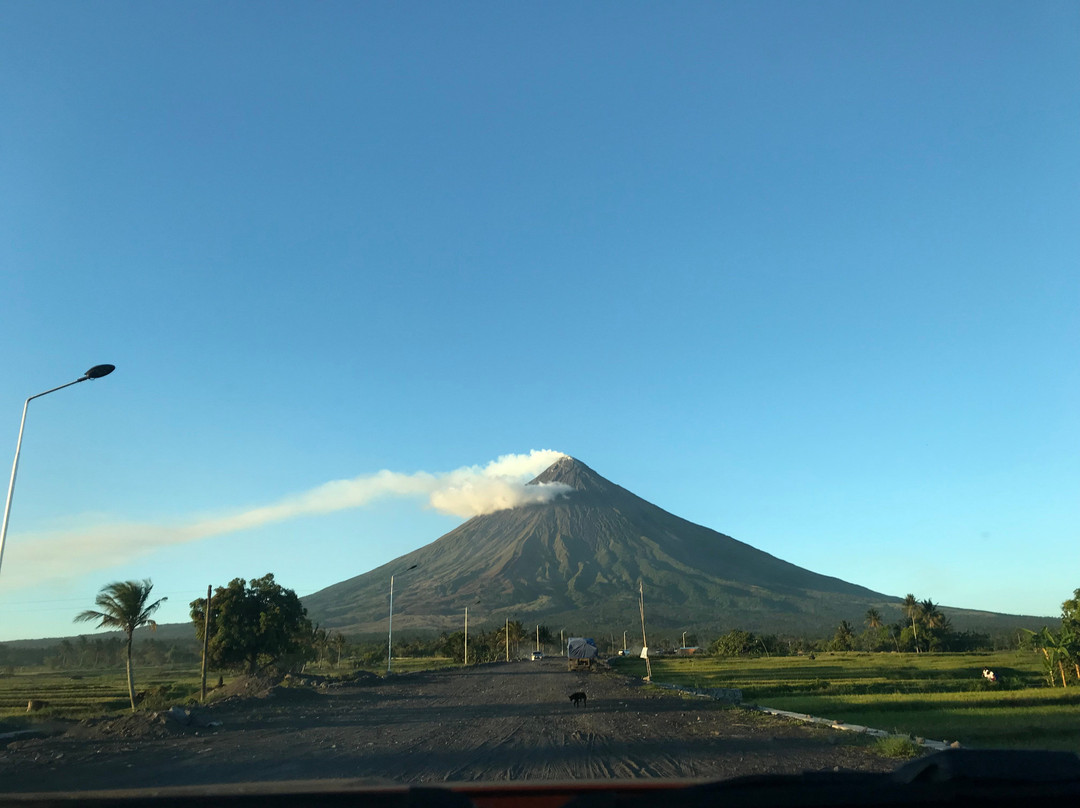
[6,450,572,588]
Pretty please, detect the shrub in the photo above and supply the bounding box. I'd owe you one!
[874,735,922,759]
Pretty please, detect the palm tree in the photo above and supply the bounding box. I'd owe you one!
[903,594,921,653]
[865,608,883,629]
[920,599,942,626]
[831,620,855,651]
[920,599,946,651]
[75,580,167,711]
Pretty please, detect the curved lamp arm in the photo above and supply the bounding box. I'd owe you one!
[0,365,116,577]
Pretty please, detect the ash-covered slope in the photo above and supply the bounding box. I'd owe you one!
[303,456,899,636]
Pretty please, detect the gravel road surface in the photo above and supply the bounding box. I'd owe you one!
[0,659,895,793]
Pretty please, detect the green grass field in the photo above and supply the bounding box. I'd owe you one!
[0,667,204,723]
[613,652,1080,751]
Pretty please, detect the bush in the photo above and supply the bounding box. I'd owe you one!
[874,735,922,759]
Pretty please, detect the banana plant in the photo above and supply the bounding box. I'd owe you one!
[1024,627,1072,688]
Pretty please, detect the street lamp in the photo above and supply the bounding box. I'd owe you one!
[0,365,116,577]
[387,563,418,674]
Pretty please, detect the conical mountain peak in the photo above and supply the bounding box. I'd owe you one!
[529,455,612,494]
[306,456,927,637]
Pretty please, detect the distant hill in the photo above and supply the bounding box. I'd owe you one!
[304,456,1047,638]
[3,622,196,649]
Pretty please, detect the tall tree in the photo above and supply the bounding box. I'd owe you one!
[711,629,757,657]
[920,599,947,651]
[903,594,921,653]
[865,608,883,629]
[191,574,313,675]
[75,580,167,712]
[1061,589,1080,631]
[830,620,855,651]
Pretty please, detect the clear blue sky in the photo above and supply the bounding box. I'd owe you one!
[1,2,1076,641]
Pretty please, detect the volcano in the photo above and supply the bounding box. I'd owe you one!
[303,456,924,637]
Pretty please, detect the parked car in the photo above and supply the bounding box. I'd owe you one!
[530,651,543,661]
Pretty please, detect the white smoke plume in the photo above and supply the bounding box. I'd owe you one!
[5,450,570,588]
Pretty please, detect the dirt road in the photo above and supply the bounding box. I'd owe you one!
[0,659,895,793]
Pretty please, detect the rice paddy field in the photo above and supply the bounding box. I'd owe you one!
[0,667,203,721]
[613,651,1080,751]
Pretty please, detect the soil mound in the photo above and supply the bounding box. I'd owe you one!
[210,675,279,701]
[70,710,190,741]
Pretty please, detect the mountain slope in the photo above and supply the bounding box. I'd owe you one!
[303,457,1035,637]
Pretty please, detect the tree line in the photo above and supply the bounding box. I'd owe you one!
[826,595,980,654]
[709,594,1006,657]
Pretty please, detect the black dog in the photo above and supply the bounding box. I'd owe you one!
[569,691,587,708]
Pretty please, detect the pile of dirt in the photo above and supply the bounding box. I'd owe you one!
[206,675,278,702]
[328,669,381,686]
[69,711,191,741]
[283,670,383,688]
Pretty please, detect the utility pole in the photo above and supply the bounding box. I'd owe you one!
[387,564,418,675]
[682,631,687,649]
[536,624,540,652]
[623,630,627,652]
[200,585,211,702]
[505,617,510,662]
[639,581,652,681]
[464,607,468,666]
[387,574,395,675]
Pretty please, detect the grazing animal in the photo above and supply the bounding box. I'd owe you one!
[569,691,587,708]
[982,668,997,683]
[26,699,48,712]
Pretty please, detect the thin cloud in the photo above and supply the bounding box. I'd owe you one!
[5,450,570,589]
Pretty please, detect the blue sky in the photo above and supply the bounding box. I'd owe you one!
[0,2,1076,641]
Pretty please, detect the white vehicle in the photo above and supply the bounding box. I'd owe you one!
[530,651,543,661]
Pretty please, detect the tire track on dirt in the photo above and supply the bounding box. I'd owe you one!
[0,659,897,792]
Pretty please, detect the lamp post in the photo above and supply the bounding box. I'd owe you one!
[387,563,418,674]
[0,364,115,578]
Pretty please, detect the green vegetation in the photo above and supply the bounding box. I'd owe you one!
[613,651,1080,751]
[190,574,315,675]
[0,666,202,722]
[874,735,922,759]
[1023,591,1080,688]
[702,593,1002,658]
